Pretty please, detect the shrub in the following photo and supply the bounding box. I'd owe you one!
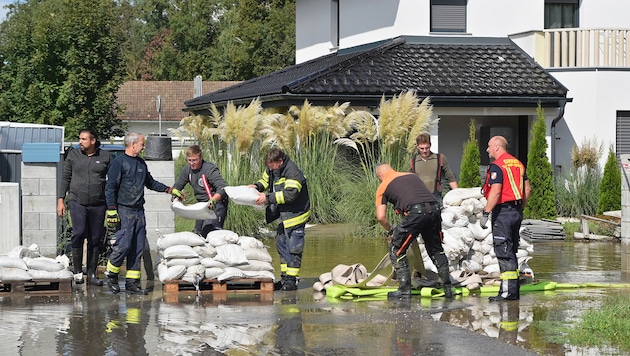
[459,119,482,188]
[524,104,556,219]
[555,167,601,217]
[597,145,621,214]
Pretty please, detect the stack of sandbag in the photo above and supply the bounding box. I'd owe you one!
[156,230,275,284]
[0,244,73,281]
[416,187,534,287]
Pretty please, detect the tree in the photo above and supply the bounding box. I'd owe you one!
[524,104,556,219]
[209,0,295,80]
[597,145,621,214]
[0,0,126,139]
[459,119,482,188]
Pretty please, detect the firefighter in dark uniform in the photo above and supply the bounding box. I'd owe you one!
[481,135,531,301]
[250,148,310,291]
[375,163,453,299]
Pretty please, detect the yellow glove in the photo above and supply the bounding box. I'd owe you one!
[106,209,119,228]
[167,187,184,201]
[208,198,216,210]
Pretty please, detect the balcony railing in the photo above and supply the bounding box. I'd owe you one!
[535,28,630,68]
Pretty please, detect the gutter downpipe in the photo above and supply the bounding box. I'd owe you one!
[550,99,567,178]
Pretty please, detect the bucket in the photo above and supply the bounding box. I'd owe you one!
[144,134,172,161]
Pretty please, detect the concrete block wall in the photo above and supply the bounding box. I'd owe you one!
[0,183,20,254]
[145,160,176,247]
[21,162,58,256]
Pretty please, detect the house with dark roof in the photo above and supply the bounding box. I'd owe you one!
[117,80,240,136]
[185,0,630,175]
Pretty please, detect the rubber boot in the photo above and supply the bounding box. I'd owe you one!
[274,273,286,291]
[434,253,453,299]
[105,271,120,294]
[71,248,84,285]
[125,279,148,295]
[388,266,411,299]
[87,247,103,286]
[281,276,298,291]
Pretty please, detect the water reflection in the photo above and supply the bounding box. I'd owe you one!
[0,226,624,355]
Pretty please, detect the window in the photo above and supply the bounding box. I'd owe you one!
[544,0,579,29]
[431,0,466,33]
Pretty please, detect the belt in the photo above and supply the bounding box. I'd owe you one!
[499,200,522,206]
[406,202,440,215]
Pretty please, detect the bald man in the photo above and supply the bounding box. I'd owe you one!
[375,163,453,299]
[481,136,531,301]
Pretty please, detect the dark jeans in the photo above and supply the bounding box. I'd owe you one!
[389,206,443,269]
[68,200,106,250]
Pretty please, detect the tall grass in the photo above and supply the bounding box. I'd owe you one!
[555,166,601,217]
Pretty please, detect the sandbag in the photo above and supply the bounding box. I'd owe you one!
[158,262,186,282]
[28,269,73,280]
[206,230,239,246]
[165,257,201,268]
[244,248,272,263]
[242,270,275,280]
[163,245,199,259]
[443,188,483,206]
[214,244,249,267]
[238,236,265,249]
[182,265,206,284]
[193,245,217,258]
[157,232,206,250]
[217,267,246,281]
[239,260,274,272]
[200,258,227,269]
[224,185,262,207]
[205,267,224,279]
[171,200,217,220]
[0,257,28,270]
[24,257,65,272]
[0,267,32,281]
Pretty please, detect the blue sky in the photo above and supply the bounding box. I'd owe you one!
[0,0,12,21]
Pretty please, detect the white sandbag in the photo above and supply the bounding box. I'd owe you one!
[214,244,249,267]
[157,261,187,282]
[239,260,274,272]
[4,245,41,259]
[460,198,485,215]
[447,226,475,246]
[469,221,492,240]
[461,260,482,273]
[28,269,73,280]
[24,257,65,272]
[0,257,28,270]
[165,257,201,267]
[157,231,206,250]
[217,267,246,281]
[200,258,227,269]
[0,267,32,281]
[516,249,529,258]
[171,200,217,220]
[163,245,199,259]
[182,265,206,284]
[206,230,239,245]
[193,244,217,258]
[443,187,483,206]
[483,263,500,274]
[55,254,70,269]
[238,236,265,249]
[441,207,470,228]
[482,254,498,267]
[205,267,224,279]
[242,270,275,280]
[244,248,273,263]
[224,185,264,209]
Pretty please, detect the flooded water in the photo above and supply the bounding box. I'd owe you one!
[0,225,626,355]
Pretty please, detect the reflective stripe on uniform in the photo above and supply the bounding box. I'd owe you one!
[280,263,288,273]
[500,270,519,280]
[107,261,121,274]
[283,211,310,228]
[125,269,141,279]
[257,171,270,190]
[286,267,300,277]
[284,179,302,191]
[275,191,285,204]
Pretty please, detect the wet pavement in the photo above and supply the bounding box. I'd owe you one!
[0,226,626,355]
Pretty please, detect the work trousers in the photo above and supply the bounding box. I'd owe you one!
[389,205,442,270]
[68,200,106,250]
[276,223,305,276]
[108,206,145,278]
[490,204,523,299]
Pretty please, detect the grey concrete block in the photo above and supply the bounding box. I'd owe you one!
[40,179,57,196]
[22,212,41,230]
[21,179,40,196]
[21,162,57,176]
[22,195,56,213]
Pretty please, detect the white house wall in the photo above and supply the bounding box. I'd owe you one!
[579,0,630,28]
[467,0,543,37]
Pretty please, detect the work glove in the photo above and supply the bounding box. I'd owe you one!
[167,187,183,201]
[387,225,396,240]
[480,211,490,229]
[208,198,216,210]
[106,209,119,228]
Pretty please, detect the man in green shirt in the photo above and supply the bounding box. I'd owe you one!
[410,132,458,204]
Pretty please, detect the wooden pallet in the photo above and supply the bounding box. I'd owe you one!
[0,279,73,294]
[162,278,274,295]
